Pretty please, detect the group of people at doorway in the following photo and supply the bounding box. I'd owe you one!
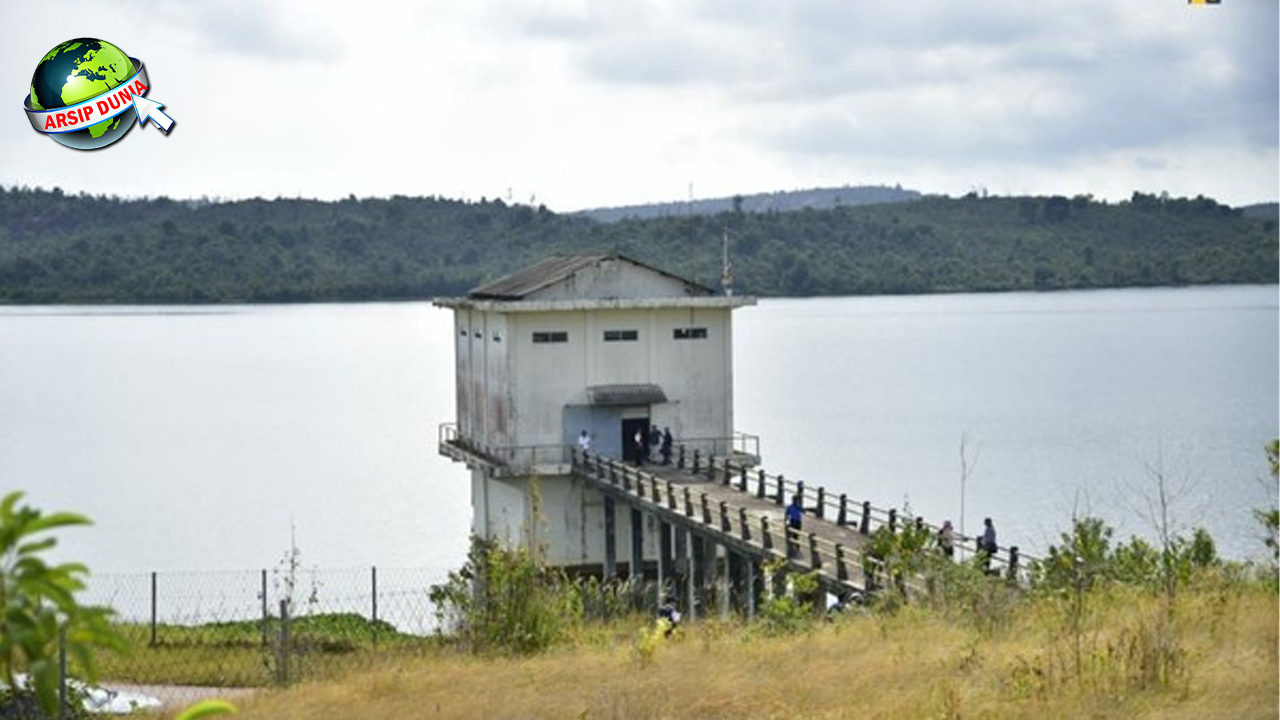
[576,426,674,466]
[633,426,673,466]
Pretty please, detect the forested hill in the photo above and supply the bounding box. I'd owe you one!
[575,184,921,222]
[0,187,1274,303]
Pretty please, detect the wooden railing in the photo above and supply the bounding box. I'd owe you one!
[664,444,1034,584]
[571,448,916,595]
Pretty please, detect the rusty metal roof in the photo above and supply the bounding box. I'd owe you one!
[468,254,714,300]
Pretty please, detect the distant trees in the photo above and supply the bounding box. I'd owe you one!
[0,186,1274,303]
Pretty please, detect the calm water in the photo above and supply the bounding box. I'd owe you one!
[1,286,1275,586]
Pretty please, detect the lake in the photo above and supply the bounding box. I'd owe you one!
[2,285,1276,592]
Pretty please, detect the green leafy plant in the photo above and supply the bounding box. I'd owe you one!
[429,535,582,655]
[0,491,123,716]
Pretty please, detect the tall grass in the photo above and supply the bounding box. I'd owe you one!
[217,581,1276,720]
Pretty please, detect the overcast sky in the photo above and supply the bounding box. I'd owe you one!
[2,0,1276,210]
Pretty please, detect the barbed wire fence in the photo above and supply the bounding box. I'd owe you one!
[70,566,448,709]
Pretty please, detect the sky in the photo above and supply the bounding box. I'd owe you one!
[1,0,1276,211]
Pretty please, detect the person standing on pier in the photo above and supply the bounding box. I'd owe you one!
[660,427,673,465]
[979,517,998,571]
[937,520,955,558]
[578,429,592,452]
[786,495,804,558]
[634,429,647,466]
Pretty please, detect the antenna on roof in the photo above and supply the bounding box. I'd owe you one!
[720,227,734,297]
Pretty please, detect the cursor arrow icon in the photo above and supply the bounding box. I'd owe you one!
[131,94,174,133]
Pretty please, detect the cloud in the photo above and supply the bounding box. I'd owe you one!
[124,0,345,63]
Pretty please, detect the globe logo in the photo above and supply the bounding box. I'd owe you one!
[24,38,174,150]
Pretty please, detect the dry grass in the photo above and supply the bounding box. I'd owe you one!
[206,585,1277,720]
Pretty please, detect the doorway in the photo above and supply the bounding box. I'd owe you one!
[621,417,650,464]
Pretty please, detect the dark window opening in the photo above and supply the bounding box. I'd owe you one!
[603,329,639,342]
[533,331,569,344]
[673,327,708,340]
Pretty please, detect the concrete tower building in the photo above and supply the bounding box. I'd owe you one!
[436,255,755,572]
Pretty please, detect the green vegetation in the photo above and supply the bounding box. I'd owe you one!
[0,491,122,718]
[0,186,1274,302]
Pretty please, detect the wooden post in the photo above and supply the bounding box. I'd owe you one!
[739,466,748,492]
[684,487,694,517]
[706,454,716,480]
[371,566,379,647]
[815,486,825,519]
[860,501,871,535]
[678,445,686,470]
[761,516,772,550]
[701,493,712,524]
[836,544,848,581]
[809,534,821,568]
[1008,546,1020,581]
[604,497,617,578]
[149,571,157,647]
[757,469,767,499]
[888,508,898,533]
[745,561,758,618]
[775,474,785,505]
[837,494,848,526]
[666,480,678,511]
[692,449,701,474]
[739,508,750,541]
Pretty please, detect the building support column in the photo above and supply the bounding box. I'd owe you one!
[629,507,644,583]
[603,497,616,579]
[658,520,673,599]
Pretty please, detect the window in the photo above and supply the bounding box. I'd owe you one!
[603,329,639,342]
[460,328,467,337]
[532,331,569,343]
[673,327,708,340]
[473,331,482,339]
[492,332,502,343]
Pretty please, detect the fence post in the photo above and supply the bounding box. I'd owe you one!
[739,508,750,542]
[860,501,871,535]
[761,516,772,550]
[775,475,785,506]
[278,599,291,686]
[701,494,712,524]
[836,544,848,581]
[684,487,694,517]
[720,501,730,532]
[1008,546,1020,581]
[150,571,158,647]
[692,449,701,474]
[739,466,748,492]
[58,626,67,720]
[261,569,269,647]
[677,445,686,470]
[888,508,898,533]
[809,534,821,569]
[837,494,848,526]
[815,487,825,520]
[371,566,379,648]
[757,470,767,499]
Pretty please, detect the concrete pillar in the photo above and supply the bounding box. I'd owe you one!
[658,520,674,596]
[603,497,617,578]
[630,507,644,582]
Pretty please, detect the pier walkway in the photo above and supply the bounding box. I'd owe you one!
[570,446,1029,605]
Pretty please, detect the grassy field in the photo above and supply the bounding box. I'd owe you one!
[173,582,1276,720]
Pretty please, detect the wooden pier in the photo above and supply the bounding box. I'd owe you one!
[569,446,1028,617]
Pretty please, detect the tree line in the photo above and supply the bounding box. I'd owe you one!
[0,186,1274,303]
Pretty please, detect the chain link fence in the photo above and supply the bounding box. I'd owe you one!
[71,566,446,708]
